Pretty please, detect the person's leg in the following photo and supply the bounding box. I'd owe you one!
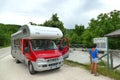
[91,58,94,74]
[94,58,98,76]
[91,62,94,74]
[94,63,98,76]
[93,63,95,74]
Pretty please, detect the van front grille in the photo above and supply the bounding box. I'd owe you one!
[48,63,58,66]
[47,58,59,63]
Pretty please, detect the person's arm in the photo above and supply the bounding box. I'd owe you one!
[96,49,99,58]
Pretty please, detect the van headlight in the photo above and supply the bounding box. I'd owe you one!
[36,58,46,63]
[59,56,63,61]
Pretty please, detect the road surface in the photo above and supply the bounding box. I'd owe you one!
[0,47,112,80]
[0,47,10,60]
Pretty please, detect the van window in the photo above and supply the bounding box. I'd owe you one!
[25,41,30,53]
[14,39,21,49]
[23,28,27,34]
[31,39,57,50]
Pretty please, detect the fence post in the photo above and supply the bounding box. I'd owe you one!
[110,53,113,69]
[106,37,110,70]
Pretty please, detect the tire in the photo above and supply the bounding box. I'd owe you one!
[15,59,21,63]
[28,62,36,74]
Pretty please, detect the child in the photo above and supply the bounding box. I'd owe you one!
[89,44,99,76]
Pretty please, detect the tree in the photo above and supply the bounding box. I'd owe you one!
[41,13,66,36]
[29,22,37,25]
[70,33,79,44]
[65,24,85,44]
[74,24,85,35]
[0,23,20,47]
[81,10,120,48]
[81,30,94,47]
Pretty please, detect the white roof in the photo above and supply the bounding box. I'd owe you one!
[11,25,63,39]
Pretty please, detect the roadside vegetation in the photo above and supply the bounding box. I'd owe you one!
[0,23,20,47]
[64,60,120,80]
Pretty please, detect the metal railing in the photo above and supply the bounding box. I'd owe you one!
[70,44,84,48]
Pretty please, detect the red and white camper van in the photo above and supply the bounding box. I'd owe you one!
[11,25,69,74]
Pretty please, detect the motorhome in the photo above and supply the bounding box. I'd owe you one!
[11,25,69,74]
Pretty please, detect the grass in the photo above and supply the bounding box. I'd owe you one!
[0,45,10,48]
[64,60,120,80]
[64,60,87,68]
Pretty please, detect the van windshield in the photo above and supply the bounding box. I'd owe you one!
[31,39,57,50]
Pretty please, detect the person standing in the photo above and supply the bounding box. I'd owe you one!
[89,44,99,76]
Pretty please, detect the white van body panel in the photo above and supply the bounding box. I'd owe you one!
[11,25,63,39]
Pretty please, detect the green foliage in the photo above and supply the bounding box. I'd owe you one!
[81,30,94,47]
[65,10,120,49]
[74,24,85,35]
[41,13,66,36]
[0,23,20,47]
[66,24,85,44]
[70,33,81,44]
[81,10,120,48]
[65,29,74,37]
[109,38,120,49]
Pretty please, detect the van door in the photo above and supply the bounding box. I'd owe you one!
[59,38,69,59]
[24,40,36,62]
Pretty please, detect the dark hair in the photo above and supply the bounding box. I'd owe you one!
[92,44,97,48]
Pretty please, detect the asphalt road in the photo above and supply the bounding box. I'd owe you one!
[0,47,112,80]
[0,47,10,60]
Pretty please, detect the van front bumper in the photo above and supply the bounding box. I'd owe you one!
[32,57,63,71]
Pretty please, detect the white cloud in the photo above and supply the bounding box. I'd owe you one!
[0,0,120,28]
[0,12,45,25]
[100,0,120,10]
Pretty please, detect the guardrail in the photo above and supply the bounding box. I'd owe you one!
[98,50,120,70]
[70,44,120,70]
[70,44,84,48]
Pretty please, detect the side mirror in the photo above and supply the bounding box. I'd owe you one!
[24,47,29,53]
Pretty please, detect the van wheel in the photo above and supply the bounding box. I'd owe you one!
[15,59,21,63]
[28,62,36,74]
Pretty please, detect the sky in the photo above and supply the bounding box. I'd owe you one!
[0,0,120,29]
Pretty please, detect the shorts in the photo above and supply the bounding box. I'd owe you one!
[92,58,98,63]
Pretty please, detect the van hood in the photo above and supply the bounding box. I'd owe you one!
[34,50,62,59]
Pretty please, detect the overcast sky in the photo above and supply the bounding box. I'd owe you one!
[0,0,120,29]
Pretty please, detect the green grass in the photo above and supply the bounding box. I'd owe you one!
[64,60,120,80]
[64,60,87,68]
[0,45,10,49]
